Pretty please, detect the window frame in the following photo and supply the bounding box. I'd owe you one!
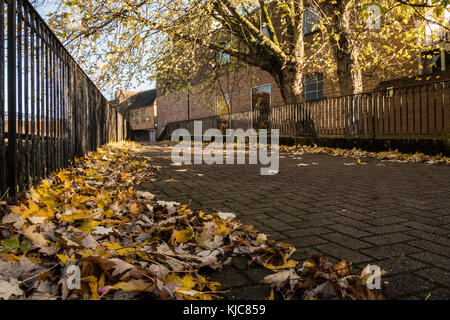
[303,9,320,35]
[303,73,324,102]
[215,93,231,116]
[420,49,447,74]
[250,84,272,112]
[260,26,271,41]
[135,110,140,124]
[218,43,231,66]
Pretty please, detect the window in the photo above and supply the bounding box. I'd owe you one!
[303,73,323,102]
[135,111,139,124]
[261,26,270,39]
[251,84,271,111]
[216,93,231,115]
[256,27,271,44]
[218,51,231,65]
[141,109,146,122]
[303,9,319,35]
[218,43,231,66]
[421,49,449,74]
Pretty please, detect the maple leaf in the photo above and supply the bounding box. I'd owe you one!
[110,258,134,277]
[264,259,298,270]
[114,279,155,292]
[216,212,236,220]
[0,257,42,282]
[92,226,114,236]
[22,225,49,248]
[170,228,194,244]
[0,279,23,300]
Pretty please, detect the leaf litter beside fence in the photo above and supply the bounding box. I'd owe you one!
[281,144,450,165]
[0,141,383,300]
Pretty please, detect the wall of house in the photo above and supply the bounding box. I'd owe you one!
[156,67,287,137]
[130,105,156,131]
[156,90,189,137]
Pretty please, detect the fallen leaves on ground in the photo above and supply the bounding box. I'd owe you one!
[261,253,385,300]
[281,144,450,165]
[0,141,385,300]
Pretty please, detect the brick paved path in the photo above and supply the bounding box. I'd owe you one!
[139,143,450,300]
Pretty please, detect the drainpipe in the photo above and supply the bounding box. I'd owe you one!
[187,89,190,120]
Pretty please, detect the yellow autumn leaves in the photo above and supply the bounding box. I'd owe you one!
[281,144,450,165]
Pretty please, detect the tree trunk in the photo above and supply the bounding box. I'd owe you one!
[277,63,304,105]
[321,0,363,96]
[331,33,363,96]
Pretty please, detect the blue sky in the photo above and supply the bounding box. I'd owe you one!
[35,2,154,99]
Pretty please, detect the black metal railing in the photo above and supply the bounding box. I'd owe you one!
[1,0,129,199]
[161,80,450,140]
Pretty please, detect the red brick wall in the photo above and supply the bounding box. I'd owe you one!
[156,67,286,136]
[156,89,189,137]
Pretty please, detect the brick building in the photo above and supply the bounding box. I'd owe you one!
[111,89,158,142]
[155,7,450,139]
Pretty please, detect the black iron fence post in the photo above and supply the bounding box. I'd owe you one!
[0,0,128,200]
[7,0,17,198]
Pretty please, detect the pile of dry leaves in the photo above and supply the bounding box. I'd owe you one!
[0,141,383,300]
[262,253,384,300]
[280,144,450,165]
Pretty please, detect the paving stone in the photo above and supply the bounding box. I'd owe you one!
[224,284,271,300]
[203,266,251,289]
[383,273,435,299]
[365,216,409,226]
[326,224,373,238]
[231,256,251,270]
[418,288,450,300]
[287,236,327,248]
[361,243,422,259]
[321,233,373,250]
[332,216,372,229]
[336,210,369,221]
[315,243,372,264]
[242,213,272,220]
[300,212,337,221]
[284,227,332,238]
[376,256,425,274]
[402,230,450,246]
[265,231,288,241]
[407,240,450,257]
[402,221,450,235]
[258,218,296,231]
[291,219,335,229]
[414,268,450,287]
[243,267,273,284]
[291,247,319,262]
[411,252,450,271]
[362,224,411,235]
[268,212,303,223]
[362,233,415,246]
